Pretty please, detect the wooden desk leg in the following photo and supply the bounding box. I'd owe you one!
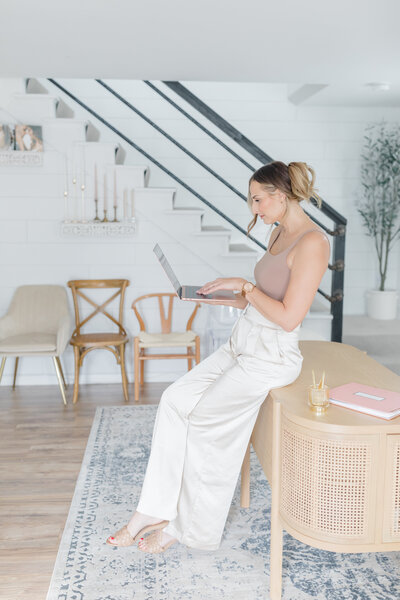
[240,440,251,508]
[270,400,282,600]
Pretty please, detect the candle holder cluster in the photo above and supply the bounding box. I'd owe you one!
[61,161,136,237]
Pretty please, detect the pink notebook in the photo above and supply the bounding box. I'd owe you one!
[329,382,400,420]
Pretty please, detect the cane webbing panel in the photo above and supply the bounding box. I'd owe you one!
[389,439,400,539]
[281,423,373,540]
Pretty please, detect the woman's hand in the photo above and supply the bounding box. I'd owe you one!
[196,277,246,295]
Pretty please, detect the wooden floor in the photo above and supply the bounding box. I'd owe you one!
[0,381,168,600]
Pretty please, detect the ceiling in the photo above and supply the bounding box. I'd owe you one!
[2,0,400,106]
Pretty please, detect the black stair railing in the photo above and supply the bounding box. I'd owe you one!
[159,81,346,343]
[45,78,345,342]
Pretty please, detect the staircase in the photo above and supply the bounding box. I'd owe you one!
[1,82,333,375]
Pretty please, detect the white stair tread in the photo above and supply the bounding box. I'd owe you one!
[304,312,332,320]
[298,327,326,341]
[135,187,176,194]
[13,92,58,101]
[42,117,88,125]
[195,226,231,236]
[224,243,258,255]
[163,208,203,214]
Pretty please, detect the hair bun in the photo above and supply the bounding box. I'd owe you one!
[287,161,321,207]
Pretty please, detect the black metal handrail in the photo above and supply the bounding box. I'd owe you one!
[162,81,346,342]
[163,82,347,226]
[96,80,336,240]
[46,78,345,342]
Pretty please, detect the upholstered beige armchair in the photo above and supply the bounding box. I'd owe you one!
[0,285,72,404]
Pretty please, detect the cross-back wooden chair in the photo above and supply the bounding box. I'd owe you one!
[132,293,201,402]
[68,279,130,403]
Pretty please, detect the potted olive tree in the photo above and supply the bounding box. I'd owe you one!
[357,120,400,319]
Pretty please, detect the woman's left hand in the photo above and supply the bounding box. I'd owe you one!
[196,277,246,295]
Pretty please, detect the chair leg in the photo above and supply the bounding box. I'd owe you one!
[12,357,19,389]
[72,346,80,404]
[120,343,129,402]
[0,357,6,384]
[187,346,193,371]
[56,356,67,389]
[52,357,67,406]
[195,336,200,364]
[134,337,140,403]
[140,350,144,386]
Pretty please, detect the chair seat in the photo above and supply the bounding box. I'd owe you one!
[138,330,197,348]
[70,332,128,347]
[0,332,57,354]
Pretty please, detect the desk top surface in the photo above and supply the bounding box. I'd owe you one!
[269,341,400,432]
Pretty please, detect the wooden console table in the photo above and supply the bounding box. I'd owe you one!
[240,341,400,600]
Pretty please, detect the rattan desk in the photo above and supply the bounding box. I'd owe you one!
[240,341,400,600]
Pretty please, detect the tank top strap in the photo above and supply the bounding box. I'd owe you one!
[291,227,329,247]
[279,227,330,253]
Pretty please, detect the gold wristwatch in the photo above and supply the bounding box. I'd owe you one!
[241,281,255,297]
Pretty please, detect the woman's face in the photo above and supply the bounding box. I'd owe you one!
[249,180,286,224]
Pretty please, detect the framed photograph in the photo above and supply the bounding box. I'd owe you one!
[14,124,44,152]
[0,124,15,151]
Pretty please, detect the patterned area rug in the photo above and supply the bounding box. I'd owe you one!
[46,406,400,600]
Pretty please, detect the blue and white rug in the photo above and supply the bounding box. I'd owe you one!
[46,406,400,600]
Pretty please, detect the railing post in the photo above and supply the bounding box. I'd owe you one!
[330,223,346,342]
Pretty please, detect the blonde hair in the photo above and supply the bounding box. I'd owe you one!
[247,160,321,234]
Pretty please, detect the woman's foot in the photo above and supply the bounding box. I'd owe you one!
[138,529,178,553]
[106,511,169,546]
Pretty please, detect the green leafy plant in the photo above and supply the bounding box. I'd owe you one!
[357,120,400,291]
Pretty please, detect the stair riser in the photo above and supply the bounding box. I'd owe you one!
[9,94,58,122]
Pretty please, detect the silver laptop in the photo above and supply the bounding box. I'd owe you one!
[153,244,237,301]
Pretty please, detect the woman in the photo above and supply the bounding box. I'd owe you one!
[107,161,330,553]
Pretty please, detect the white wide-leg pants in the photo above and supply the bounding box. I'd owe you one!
[136,304,303,550]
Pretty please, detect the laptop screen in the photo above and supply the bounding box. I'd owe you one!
[153,244,181,293]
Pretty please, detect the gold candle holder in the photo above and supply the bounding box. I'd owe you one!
[112,206,119,222]
[93,198,101,222]
[102,209,109,223]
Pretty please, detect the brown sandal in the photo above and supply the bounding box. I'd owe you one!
[106,520,169,547]
[138,528,177,553]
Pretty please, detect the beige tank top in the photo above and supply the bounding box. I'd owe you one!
[254,227,330,301]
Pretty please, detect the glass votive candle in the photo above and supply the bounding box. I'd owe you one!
[308,384,330,415]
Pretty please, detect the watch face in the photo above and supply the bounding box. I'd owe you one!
[244,282,254,293]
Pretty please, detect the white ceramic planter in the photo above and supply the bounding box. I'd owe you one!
[366,289,399,320]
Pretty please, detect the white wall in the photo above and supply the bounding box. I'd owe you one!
[0,77,399,387]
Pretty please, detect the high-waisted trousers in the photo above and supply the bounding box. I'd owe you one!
[136,304,303,550]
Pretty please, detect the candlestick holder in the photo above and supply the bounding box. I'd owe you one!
[102,209,109,223]
[72,177,78,223]
[112,206,119,222]
[81,184,87,223]
[93,198,101,222]
[63,190,71,223]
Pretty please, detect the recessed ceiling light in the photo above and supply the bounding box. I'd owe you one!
[365,82,391,91]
